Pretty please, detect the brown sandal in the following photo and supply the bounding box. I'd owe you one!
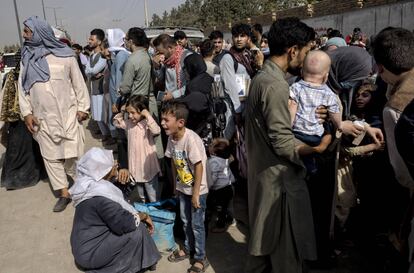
[168,249,190,263]
[187,258,210,273]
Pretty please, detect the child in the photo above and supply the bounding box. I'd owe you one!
[336,83,385,228]
[162,102,210,273]
[288,50,341,173]
[113,95,161,203]
[289,50,342,147]
[207,138,235,233]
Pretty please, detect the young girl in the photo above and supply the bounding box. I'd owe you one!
[113,95,161,203]
[336,82,385,228]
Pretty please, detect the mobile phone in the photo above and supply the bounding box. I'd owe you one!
[157,91,166,101]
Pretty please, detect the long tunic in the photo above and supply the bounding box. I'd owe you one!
[113,113,161,182]
[245,60,317,261]
[71,196,161,272]
[19,55,90,160]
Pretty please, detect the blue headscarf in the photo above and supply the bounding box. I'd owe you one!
[21,16,74,92]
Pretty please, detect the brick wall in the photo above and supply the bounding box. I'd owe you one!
[205,0,408,34]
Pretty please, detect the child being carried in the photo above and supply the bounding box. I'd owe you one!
[288,50,342,173]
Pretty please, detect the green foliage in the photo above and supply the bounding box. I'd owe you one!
[2,44,20,53]
[150,0,319,28]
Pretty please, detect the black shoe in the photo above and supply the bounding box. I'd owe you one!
[53,197,71,212]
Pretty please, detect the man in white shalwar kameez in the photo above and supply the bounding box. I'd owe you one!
[19,16,90,212]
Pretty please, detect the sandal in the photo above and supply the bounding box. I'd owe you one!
[168,249,190,263]
[187,258,210,273]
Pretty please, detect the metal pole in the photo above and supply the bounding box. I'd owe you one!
[13,0,23,46]
[46,7,61,27]
[53,8,57,26]
[144,0,149,27]
[41,0,46,20]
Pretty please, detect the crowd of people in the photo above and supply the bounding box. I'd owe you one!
[1,14,414,273]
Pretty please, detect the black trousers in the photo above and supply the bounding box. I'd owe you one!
[207,185,234,227]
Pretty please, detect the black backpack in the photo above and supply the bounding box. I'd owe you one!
[212,50,238,73]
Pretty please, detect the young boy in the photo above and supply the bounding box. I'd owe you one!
[288,50,341,173]
[207,138,235,233]
[162,102,210,273]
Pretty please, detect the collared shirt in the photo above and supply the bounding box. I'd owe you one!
[290,79,340,136]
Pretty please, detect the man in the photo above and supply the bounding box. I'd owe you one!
[85,28,110,139]
[19,16,89,212]
[174,30,189,49]
[72,43,88,68]
[214,24,257,139]
[380,27,414,272]
[209,30,224,56]
[244,17,317,273]
[153,34,192,101]
[119,27,153,104]
[372,27,414,189]
[117,27,154,182]
[251,23,263,49]
[71,43,87,80]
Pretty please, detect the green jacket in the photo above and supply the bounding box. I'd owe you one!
[245,60,317,261]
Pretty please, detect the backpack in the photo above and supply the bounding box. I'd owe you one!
[212,50,238,73]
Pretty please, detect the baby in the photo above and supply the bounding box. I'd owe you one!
[289,50,342,148]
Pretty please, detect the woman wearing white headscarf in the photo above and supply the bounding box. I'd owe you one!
[18,16,90,212]
[107,28,129,114]
[106,29,131,178]
[69,147,160,273]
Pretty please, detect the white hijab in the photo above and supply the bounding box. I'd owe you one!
[106,28,128,53]
[69,147,137,215]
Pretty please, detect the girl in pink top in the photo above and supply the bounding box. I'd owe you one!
[113,95,161,202]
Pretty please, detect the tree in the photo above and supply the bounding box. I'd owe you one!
[149,0,320,28]
[151,14,163,26]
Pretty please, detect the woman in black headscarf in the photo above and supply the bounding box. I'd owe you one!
[327,46,374,119]
[179,53,213,136]
[0,51,46,189]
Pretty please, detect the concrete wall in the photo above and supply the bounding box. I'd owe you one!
[217,0,414,41]
[302,1,414,37]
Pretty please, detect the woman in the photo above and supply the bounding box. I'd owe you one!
[69,147,161,272]
[178,53,213,136]
[0,51,46,190]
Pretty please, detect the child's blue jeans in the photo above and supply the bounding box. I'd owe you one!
[179,192,207,261]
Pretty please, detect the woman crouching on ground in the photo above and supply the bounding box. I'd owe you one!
[69,147,160,272]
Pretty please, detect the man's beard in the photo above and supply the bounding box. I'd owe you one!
[287,65,301,76]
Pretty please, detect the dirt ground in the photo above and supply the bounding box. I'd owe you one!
[0,122,405,273]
